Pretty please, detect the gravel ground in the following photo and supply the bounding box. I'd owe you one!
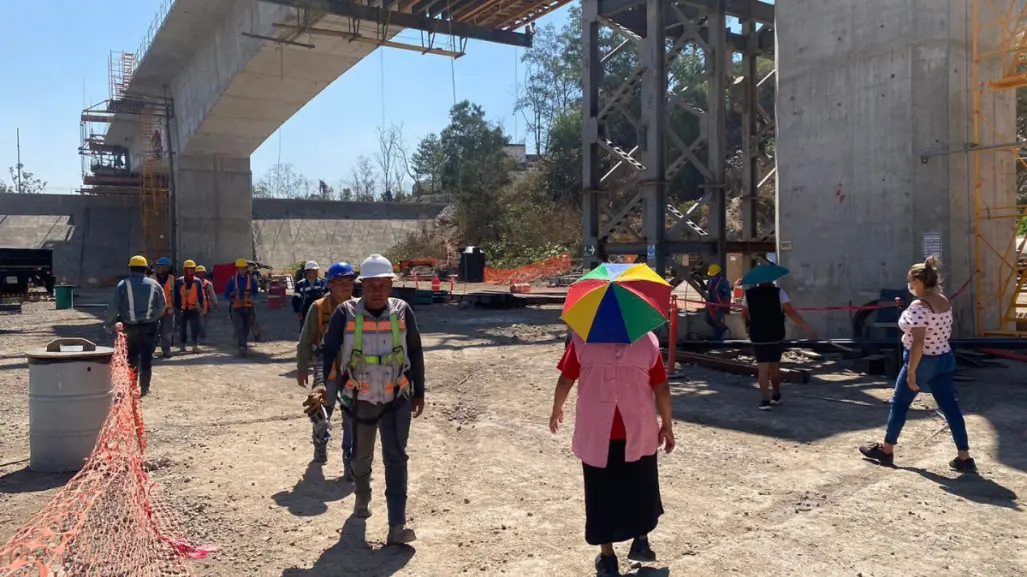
[1,296,1026,576]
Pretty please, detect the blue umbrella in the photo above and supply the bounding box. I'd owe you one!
[740,263,789,287]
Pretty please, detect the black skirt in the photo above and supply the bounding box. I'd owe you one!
[582,440,663,545]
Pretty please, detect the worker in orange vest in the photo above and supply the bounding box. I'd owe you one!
[174,260,206,353]
[153,256,176,358]
[194,265,218,343]
[224,258,259,356]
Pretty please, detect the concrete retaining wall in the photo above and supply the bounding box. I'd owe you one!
[0,194,446,285]
[252,199,446,270]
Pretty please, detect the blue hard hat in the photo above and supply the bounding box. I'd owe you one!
[326,262,356,281]
[155,257,172,267]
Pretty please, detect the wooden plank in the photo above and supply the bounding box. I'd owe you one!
[672,350,811,383]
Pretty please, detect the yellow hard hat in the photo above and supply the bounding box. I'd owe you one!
[194,265,207,273]
[128,255,148,268]
[235,259,249,268]
[183,259,197,269]
[708,264,722,276]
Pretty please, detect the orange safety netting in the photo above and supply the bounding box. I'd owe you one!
[484,253,574,285]
[0,335,212,577]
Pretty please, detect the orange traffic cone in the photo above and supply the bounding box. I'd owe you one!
[431,275,441,292]
[414,272,420,290]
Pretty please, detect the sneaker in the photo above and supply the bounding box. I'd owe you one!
[386,525,417,545]
[594,554,620,577]
[758,400,772,411]
[353,494,372,518]
[771,393,783,406]
[859,442,895,467]
[191,344,200,353]
[628,537,657,563]
[950,457,978,474]
[313,444,327,464]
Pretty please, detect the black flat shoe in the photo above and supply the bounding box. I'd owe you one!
[628,537,657,563]
[859,442,894,467]
[595,554,620,576]
[950,457,978,475]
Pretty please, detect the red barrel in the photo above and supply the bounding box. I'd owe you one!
[267,278,286,310]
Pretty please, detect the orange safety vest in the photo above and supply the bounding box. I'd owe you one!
[232,275,254,309]
[201,279,213,312]
[312,297,343,380]
[179,279,201,311]
[161,277,174,315]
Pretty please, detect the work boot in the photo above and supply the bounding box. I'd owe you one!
[313,443,328,464]
[386,525,416,545]
[178,344,186,353]
[192,344,200,353]
[353,493,372,518]
[237,346,247,357]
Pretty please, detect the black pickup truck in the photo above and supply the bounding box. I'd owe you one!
[0,248,55,297]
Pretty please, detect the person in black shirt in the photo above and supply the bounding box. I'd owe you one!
[739,282,815,411]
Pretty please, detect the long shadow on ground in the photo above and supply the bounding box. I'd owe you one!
[280,515,414,577]
[668,360,1027,474]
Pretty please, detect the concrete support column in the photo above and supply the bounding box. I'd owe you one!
[174,154,253,267]
[775,0,1014,337]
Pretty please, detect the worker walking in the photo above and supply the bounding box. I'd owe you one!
[104,255,166,397]
[299,262,357,473]
[313,254,425,545]
[174,260,206,353]
[293,260,326,330]
[195,265,218,343]
[153,256,176,358]
[225,258,259,356]
[704,264,732,341]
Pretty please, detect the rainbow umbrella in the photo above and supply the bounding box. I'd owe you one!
[562,263,672,344]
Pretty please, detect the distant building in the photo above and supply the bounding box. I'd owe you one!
[503,144,539,178]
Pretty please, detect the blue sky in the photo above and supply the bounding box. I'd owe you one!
[0,1,573,194]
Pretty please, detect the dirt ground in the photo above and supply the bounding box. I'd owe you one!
[1,295,1026,577]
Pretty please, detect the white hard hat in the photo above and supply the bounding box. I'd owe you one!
[358,254,396,280]
[304,260,319,271]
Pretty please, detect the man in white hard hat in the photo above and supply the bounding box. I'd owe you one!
[313,253,425,545]
[293,260,326,330]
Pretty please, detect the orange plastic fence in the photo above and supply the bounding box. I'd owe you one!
[0,335,212,576]
[484,253,573,285]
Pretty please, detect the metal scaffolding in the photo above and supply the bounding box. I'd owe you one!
[971,0,1027,336]
[580,0,776,284]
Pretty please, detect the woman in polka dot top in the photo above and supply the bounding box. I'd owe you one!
[860,256,976,473]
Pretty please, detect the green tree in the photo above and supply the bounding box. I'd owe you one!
[439,101,512,244]
[408,133,445,198]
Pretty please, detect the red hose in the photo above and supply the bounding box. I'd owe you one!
[979,349,1027,362]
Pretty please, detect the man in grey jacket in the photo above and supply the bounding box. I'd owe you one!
[104,255,167,396]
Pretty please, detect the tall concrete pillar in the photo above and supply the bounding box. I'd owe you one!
[174,154,253,267]
[775,0,1015,337]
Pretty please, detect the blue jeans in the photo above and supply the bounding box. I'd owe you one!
[885,350,969,451]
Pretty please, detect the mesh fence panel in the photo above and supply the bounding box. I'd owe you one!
[483,253,573,285]
[0,335,212,577]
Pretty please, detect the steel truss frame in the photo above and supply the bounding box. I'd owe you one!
[581,0,775,281]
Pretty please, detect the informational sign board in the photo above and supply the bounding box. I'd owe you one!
[922,232,942,261]
[647,244,656,259]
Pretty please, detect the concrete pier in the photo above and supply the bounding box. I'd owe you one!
[776,0,1015,337]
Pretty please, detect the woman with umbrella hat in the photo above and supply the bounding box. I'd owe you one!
[550,263,676,576]
[738,264,816,410]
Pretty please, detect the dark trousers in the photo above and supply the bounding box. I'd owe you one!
[231,307,254,348]
[351,398,412,527]
[157,314,174,354]
[124,322,158,393]
[179,310,201,345]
